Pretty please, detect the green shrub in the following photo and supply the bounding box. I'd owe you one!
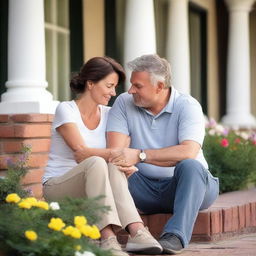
[203,119,256,193]
[0,144,31,202]
[0,145,111,256]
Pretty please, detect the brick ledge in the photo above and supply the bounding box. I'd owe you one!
[117,188,256,244]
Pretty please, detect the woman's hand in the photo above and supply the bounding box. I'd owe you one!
[109,148,140,166]
[117,165,138,178]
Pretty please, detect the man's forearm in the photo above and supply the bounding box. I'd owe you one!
[144,142,200,166]
[148,159,178,167]
[107,132,200,167]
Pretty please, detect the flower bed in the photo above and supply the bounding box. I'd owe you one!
[203,118,256,193]
[0,193,110,256]
[0,145,112,256]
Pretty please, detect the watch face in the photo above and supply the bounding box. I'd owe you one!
[139,152,146,161]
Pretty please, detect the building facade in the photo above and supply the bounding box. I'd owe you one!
[0,0,256,128]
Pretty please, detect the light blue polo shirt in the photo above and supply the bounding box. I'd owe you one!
[106,87,208,179]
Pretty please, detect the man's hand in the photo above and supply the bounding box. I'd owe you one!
[109,148,140,166]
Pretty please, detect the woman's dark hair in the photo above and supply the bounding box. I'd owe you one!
[70,56,126,94]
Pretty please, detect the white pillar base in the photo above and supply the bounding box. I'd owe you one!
[222,113,256,129]
[0,101,59,114]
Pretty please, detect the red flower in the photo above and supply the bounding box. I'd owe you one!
[221,138,229,147]
[234,138,241,144]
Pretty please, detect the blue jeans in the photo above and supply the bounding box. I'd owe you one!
[128,159,219,247]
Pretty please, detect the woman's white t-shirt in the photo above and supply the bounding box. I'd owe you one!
[43,100,110,183]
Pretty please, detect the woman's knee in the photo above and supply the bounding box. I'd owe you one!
[80,156,108,175]
[108,163,125,177]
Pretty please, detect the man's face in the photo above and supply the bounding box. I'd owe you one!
[128,71,158,108]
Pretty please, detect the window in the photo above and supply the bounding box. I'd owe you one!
[189,3,208,114]
[105,0,125,104]
[44,0,70,101]
[0,1,8,98]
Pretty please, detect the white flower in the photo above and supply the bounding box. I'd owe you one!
[75,251,96,256]
[49,202,60,210]
[240,132,249,141]
[208,129,216,136]
[214,124,225,135]
[234,130,240,136]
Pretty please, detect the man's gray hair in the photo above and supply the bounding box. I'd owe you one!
[127,54,172,88]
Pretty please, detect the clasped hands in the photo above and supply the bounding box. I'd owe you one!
[109,148,141,177]
[74,146,140,178]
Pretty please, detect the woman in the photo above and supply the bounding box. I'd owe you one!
[42,57,162,256]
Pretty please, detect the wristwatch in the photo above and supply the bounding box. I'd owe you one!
[139,150,147,162]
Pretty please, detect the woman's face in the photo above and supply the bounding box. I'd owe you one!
[89,72,119,105]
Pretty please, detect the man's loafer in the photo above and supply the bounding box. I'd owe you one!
[158,233,184,254]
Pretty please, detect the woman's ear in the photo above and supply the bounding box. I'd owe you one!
[87,80,94,90]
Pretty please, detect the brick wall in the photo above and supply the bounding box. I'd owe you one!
[0,114,53,199]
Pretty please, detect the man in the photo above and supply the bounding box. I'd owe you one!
[107,54,219,254]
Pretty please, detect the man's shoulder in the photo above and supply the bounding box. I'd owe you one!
[174,91,201,109]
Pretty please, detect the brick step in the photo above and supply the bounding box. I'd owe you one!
[117,188,256,244]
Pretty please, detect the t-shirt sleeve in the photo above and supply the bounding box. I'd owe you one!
[106,95,130,135]
[178,99,205,146]
[52,102,77,130]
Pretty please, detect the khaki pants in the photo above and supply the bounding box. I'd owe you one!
[43,156,142,230]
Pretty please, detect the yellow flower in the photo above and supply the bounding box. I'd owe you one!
[24,197,38,206]
[35,201,49,210]
[79,224,93,237]
[62,226,81,239]
[5,193,21,203]
[18,200,32,209]
[89,225,101,239]
[74,216,87,228]
[62,225,74,236]
[48,217,66,231]
[75,245,81,251]
[70,228,81,239]
[25,230,38,241]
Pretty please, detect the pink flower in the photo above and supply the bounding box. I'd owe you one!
[222,128,229,136]
[221,138,229,147]
[206,118,217,128]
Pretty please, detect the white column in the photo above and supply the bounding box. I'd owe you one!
[222,0,256,128]
[166,0,190,94]
[124,0,156,90]
[0,0,58,114]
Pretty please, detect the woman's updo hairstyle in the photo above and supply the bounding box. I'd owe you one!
[70,56,126,94]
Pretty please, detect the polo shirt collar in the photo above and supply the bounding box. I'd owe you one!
[163,86,176,114]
